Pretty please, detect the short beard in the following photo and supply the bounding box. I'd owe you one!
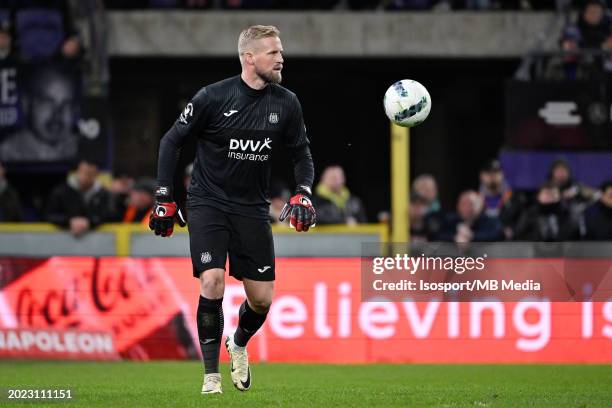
[257,68,282,84]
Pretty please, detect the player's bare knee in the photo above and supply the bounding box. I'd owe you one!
[249,298,272,314]
[199,270,225,298]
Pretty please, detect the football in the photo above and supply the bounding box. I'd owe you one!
[383,79,431,127]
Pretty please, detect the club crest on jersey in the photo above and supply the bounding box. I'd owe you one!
[269,112,279,124]
[201,252,212,264]
[179,103,193,124]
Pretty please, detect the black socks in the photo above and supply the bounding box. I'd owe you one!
[233,300,268,347]
[197,296,224,374]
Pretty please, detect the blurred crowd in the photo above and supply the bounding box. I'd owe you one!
[544,0,612,79]
[408,159,612,242]
[3,157,610,242]
[103,0,603,10]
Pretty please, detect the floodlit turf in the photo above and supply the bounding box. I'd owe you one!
[0,361,610,407]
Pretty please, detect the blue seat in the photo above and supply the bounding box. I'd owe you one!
[16,8,64,60]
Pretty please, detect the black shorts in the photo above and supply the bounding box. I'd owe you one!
[187,205,275,281]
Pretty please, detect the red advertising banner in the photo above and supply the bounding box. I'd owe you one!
[0,328,118,360]
[0,257,611,363]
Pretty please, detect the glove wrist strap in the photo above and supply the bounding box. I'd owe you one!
[295,185,312,198]
[155,185,173,202]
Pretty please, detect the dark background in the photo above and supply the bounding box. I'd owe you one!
[110,57,519,220]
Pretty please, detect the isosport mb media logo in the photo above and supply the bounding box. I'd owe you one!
[227,138,272,162]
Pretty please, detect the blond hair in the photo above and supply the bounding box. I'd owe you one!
[238,25,280,59]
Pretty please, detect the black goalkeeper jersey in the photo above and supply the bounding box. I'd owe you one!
[156,75,314,220]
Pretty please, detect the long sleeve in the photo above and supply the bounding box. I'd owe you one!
[284,95,313,194]
[156,87,210,195]
[290,144,314,194]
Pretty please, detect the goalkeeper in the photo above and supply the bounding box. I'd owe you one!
[149,25,315,395]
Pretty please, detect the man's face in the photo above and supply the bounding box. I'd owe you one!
[322,167,346,192]
[551,165,570,186]
[457,192,482,223]
[29,74,75,145]
[250,36,284,84]
[409,200,426,222]
[129,190,154,210]
[562,39,578,51]
[601,187,612,208]
[76,162,98,191]
[480,170,503,192]
[584,4,604,26]
[414,179,437,204]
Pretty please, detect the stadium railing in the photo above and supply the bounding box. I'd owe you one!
[0,223,389,257]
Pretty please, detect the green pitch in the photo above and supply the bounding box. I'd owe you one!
[0,361,610,407]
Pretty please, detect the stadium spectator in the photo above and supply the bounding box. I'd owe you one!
[314,165,367,225]
[109,174,135,219]
[13,0,81,61]
[0,161,22,221]
[602,33,612,73]
[583,180,612,240]
[122,178,156,224]
[412,174,440,215]
[269,180,290,224]
[436,190,503,243]
[45,160,115,236]
[409,192,442,242]
[547,158,595,206]
[514,182,582,241]
[544,25,596,81]
[577,0,611,49]
[478,159,525,239]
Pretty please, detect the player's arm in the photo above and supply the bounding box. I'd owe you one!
[150,88,209,237]
[279,95,316,232]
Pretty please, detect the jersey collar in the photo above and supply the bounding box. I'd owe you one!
[238,75,269,98]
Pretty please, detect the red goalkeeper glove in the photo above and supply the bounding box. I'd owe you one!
[149,187,186,237]
[279,191,316,232]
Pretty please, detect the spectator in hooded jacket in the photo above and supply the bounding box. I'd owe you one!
[547,158,595,207]
[577,0,611,49]
[514,182,582,241]
[313,165,367,225]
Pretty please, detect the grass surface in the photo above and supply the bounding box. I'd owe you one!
[0,361,610,407]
